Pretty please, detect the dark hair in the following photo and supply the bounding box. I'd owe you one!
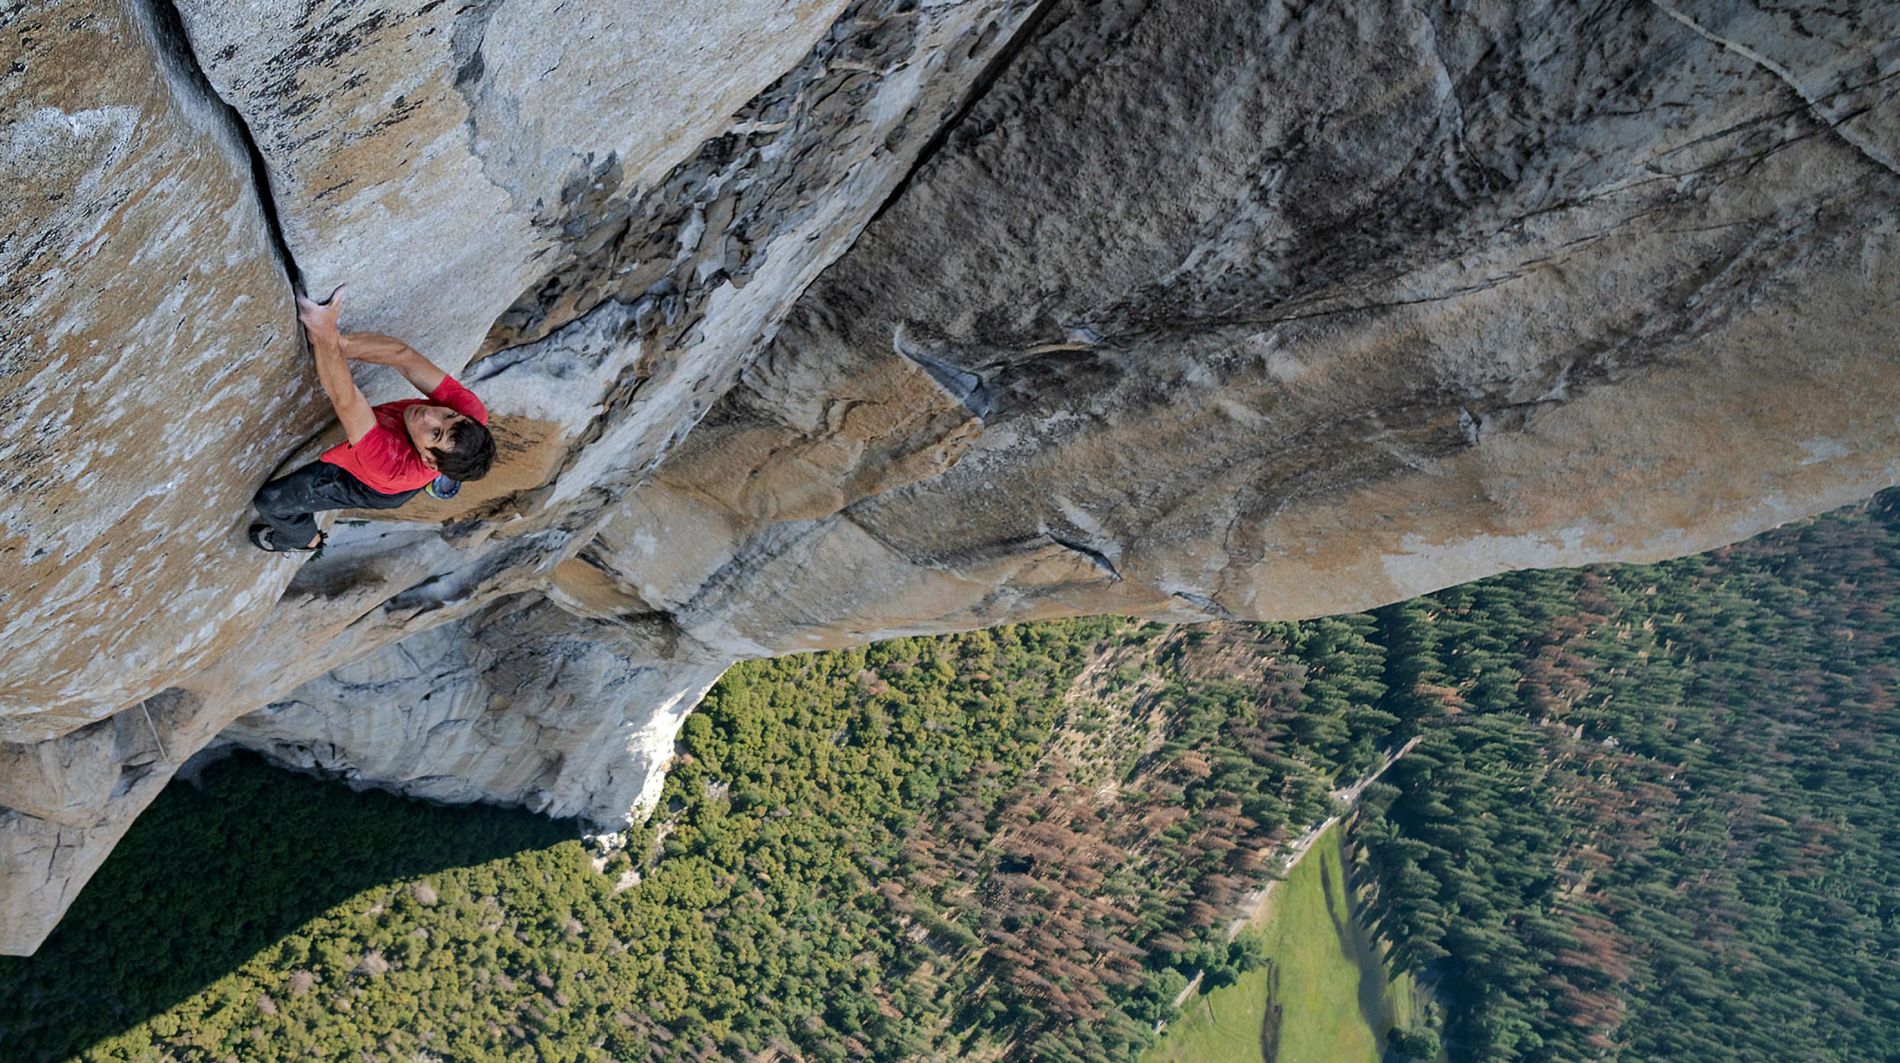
[433,418,496,481]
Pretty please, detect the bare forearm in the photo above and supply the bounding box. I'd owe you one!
[310,328,357,408]
[340,332,446,394]
[337,331,411,366]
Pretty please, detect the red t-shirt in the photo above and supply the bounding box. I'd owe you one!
[319,376,488,494]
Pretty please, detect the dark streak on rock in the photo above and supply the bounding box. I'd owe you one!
[1046,534,1121,581]
[477,0,932,358]
[449,0,504,99]
[1171,591,1237,621]
[892,341,997,419]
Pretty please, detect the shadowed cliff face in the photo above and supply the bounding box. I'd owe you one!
[2,0,1896,953]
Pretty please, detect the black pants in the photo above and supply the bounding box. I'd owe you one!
[252,461,420,546]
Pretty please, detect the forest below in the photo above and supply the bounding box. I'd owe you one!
[1,490,1895,1061]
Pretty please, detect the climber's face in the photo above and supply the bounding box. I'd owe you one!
[404,404,468,468]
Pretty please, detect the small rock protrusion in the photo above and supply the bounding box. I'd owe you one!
[1458,406,1480,445]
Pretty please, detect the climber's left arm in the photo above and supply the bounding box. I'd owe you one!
[339,332,447,396]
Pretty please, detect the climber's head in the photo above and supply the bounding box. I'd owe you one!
[404,404,496,481]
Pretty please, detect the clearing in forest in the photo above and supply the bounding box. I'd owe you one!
[1143,823,1423,1063]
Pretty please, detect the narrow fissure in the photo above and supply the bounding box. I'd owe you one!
[867,0,1064,226]
[1650,0,1900,180]
[1047,533,1123,581]
[134,0,307,294]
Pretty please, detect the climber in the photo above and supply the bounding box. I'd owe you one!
[249,284,496,554]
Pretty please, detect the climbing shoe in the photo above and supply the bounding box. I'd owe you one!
[249,524,326,558]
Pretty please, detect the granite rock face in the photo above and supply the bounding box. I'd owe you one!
[219,599,725,825]
[1,0,1042,953]
[600,0,1900,648]
[2,0,1897,953]
[0,0,300,734]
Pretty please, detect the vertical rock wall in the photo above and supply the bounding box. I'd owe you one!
[581,0,1900,640]
[0,0,1049,953]
[2,0,1896,954]
[1,0,298,734]
[220,599,724,825]
[235,0,1900,880]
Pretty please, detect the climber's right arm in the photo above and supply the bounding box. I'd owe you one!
[296,288,375,445]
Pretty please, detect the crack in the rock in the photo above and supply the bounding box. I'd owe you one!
[1046,533,1122,582]
[867,0,1064,226]
[136,0,307,293]
[1171,591,1237,621]
[1651,0,1900,180]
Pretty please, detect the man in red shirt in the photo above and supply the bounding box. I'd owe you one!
[250,286,496,553]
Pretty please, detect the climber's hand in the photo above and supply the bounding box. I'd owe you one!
[295,283,346,338]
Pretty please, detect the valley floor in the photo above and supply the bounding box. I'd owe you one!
[1143,823,1429,1063]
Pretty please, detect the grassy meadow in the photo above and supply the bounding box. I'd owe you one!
[1143,823,1426,1063]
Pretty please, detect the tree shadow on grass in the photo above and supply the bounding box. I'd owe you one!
[1320,840,1394,1048]
[0,752,576,1062]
